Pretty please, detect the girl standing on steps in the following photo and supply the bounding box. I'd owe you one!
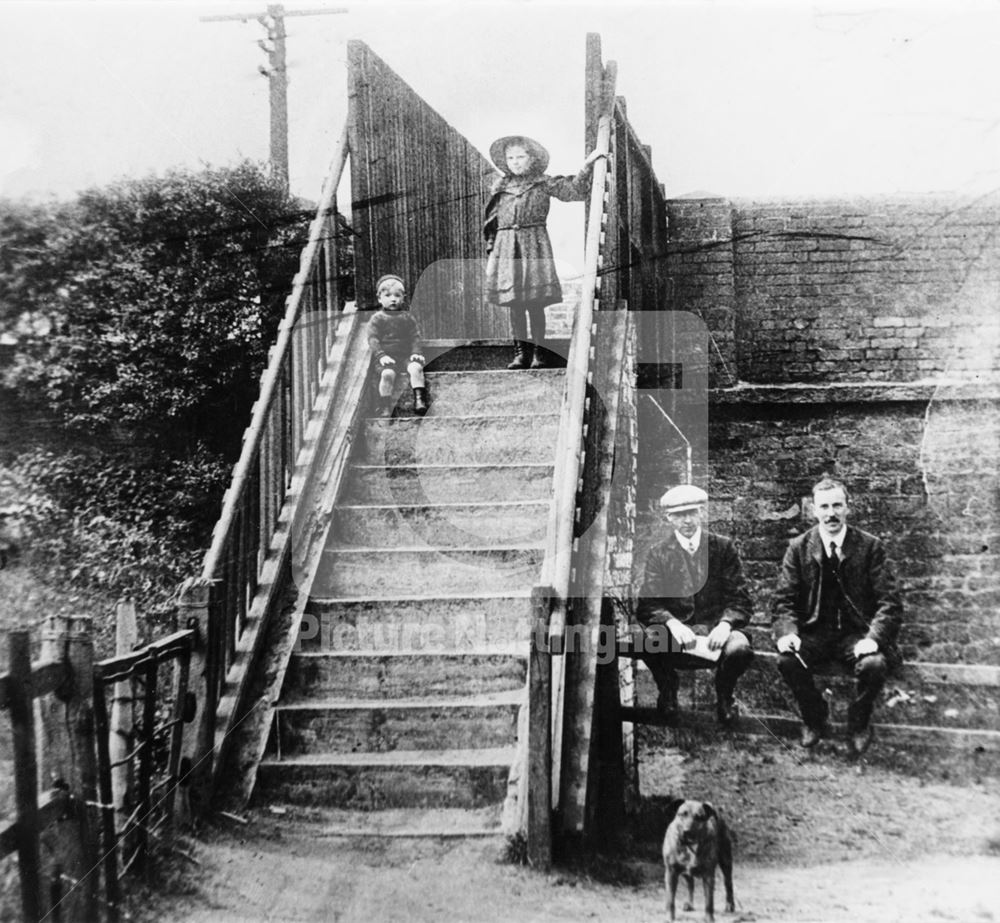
[484,136,605,369]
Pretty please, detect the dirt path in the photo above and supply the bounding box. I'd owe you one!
[137,729,1000,923]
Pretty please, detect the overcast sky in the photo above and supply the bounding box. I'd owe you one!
[5,0,1000,211]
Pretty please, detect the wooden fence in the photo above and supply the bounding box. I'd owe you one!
[1,620,100,922]
[91,626,196,919]
[2,612,200,923]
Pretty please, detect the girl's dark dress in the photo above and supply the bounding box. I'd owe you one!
[483,168,592,308]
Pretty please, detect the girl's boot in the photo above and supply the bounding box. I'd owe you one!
[527,305,550,368]
[507,305,530,370]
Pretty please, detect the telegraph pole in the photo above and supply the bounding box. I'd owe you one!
[202,4,347,192]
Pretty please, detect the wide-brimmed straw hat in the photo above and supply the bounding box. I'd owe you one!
[489,135,550,175]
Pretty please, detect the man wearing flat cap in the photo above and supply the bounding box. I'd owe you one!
[636,484,755,725]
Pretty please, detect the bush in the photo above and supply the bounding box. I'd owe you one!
[1,161,311,455]
[11,447,229,615]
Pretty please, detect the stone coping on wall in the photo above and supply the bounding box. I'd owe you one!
[710,379,1000,404]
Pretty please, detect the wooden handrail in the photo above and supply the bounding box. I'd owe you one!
[536,66,616,813]
[202,124,350,581]
[193,122,354,738]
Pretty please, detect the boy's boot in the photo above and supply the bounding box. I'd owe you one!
[507,306,530,370]
[413,387,429,416]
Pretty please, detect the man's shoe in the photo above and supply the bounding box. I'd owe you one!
[716,696,739,727]
[847,726,873,757]
[656,688,679,722]
[799,722,829,749]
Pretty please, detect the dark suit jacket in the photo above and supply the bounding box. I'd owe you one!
[771,525,902,656]
[637,531,753,631]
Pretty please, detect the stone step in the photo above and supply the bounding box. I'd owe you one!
[298,594,533,653]
[271,691,523,755]
[248,806,505,838]
[312,547,544,598]
[341,463,555,505]
[254,748,514,809]
[359,414,559,466]
[388,369,564,417]
[329,501,550,548]
[421,339,569,373]
[283,651,527,700]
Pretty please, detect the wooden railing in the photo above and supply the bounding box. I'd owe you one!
[525,53,617,866]
[92,626,196,919]
[197,127,352,748]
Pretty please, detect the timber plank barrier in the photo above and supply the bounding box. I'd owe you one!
[347,41,496,337]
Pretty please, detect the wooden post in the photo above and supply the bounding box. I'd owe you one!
[136,650,158,881]
[36,616,67,795]
[110,600,137,829]
[176,578,212,825]
[9,629,42,922]
[92,662,121,922]
[64,615,100,921]
[527,586,553,871]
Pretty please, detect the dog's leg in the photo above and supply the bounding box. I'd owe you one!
[666,866,681,922]
[720,831,735,912]
[702,869,715,923]
[683,872,695,911]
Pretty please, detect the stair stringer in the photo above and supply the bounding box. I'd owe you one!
[215,307,379,806]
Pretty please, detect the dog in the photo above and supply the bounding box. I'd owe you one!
[661,798,735,922]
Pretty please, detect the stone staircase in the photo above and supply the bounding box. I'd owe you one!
[253,355,564,835]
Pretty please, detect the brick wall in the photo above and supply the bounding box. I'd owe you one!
[706,392,1000,665]
[729,195,1000,383]
[638,194,1000,670]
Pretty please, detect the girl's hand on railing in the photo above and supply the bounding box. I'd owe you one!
[379,355,396,367]
[583,149,607,168]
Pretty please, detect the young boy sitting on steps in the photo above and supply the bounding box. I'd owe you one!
[367,273,429,417]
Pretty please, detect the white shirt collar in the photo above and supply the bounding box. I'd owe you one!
[820,526,846,557]
[675,527,702,554]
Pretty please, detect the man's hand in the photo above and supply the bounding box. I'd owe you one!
[707,621,732,651]
[379,355,396,367]
[853,638,879,657]
[776,633,801,654]
[666,618,697,650]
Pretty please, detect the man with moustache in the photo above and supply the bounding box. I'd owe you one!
[637,484,755,726]
[773,476,903,755]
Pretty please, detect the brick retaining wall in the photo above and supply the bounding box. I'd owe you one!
[639,194,1000,672]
